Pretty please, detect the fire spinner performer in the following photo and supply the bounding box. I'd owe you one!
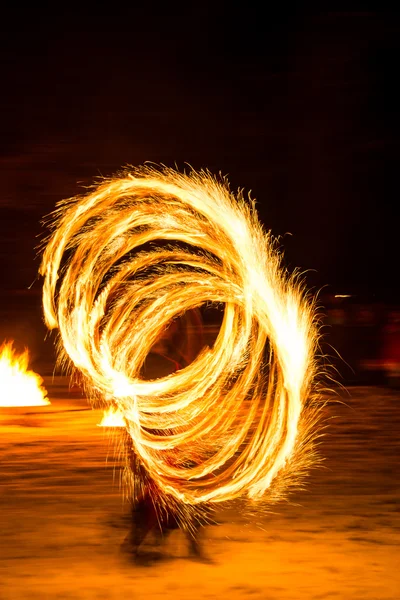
[39,165,323,557]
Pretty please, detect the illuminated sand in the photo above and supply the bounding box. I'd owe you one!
[1,378,398,600]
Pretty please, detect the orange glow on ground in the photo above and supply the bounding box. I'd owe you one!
[0,341,50,407]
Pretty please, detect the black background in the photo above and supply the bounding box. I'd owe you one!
[0,7,398,362]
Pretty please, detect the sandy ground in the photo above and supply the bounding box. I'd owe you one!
[1,378,399,600]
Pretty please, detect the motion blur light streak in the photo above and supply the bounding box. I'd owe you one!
[40,166,322,511]
[0,341,49,407]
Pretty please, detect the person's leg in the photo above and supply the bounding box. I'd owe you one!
[153,522,173,546]
[186,521,204,558]
[129,498,156,553]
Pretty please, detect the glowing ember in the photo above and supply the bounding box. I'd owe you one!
[0,341,49,407]
[97,406,126,427]
[40,166,322,511]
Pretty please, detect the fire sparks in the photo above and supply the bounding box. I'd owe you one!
[40,166,321,509]
[0,341,49,407]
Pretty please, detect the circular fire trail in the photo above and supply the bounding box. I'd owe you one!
[40,166,321,509]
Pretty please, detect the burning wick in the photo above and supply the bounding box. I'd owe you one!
[0,341,49,407]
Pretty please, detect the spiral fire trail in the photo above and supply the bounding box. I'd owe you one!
[40,166,321,510]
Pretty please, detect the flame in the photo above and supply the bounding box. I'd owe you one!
[97,406,126,427]
[40,166,321,512]
[0,341,49,407]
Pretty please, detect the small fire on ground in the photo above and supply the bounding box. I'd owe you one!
[0,341,49,407]
[97,406,126,427]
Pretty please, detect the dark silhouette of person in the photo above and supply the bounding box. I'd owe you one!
[126,314,209,560]
[126,446,206,560]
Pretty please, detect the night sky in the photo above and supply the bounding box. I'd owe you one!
[0,8,397,362]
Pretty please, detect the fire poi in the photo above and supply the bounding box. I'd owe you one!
[39,166,322,523]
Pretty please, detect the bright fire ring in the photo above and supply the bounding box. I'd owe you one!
[0,341,50,407]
